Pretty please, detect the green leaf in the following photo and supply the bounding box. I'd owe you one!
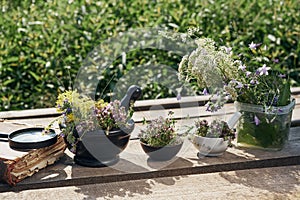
[3,78,15,86]
[278,81,291,106]
[2,57,19,64]
[28,71,40,81]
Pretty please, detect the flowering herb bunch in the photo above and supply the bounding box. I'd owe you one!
[179,38,238,94]
[226,43,291,108]
[178,38,291,112]
[178,35,293,149]
[194,119,236,145]
[139,111,182,147]
[178,38,239,112]
[54,90,133,152]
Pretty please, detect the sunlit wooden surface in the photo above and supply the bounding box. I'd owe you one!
[0,89,299,199]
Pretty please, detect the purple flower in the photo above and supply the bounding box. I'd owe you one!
[176,93,181,101]
[255,70,260,75]
[254,115,260,126]
[239,64,247,71]
[273,96,278,105]
[278,74,286,78]
[273,58,279,63]
[235,81,243,88]
[248,42,261,50]
[250,79,259,85]
[66,107,72,114]
[230,79,237,84]
[202,88,209,95]
[245,71,252,77]
[258,64,271,76]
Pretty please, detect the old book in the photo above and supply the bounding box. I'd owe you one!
[0,135,66,186]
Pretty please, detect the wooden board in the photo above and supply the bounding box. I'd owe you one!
[0,92,300,192]
[1,166,299,199]
[0,119,299,192]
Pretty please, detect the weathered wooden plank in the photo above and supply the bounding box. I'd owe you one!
[1,88,299,120]
[1,165,299,199]
[132,103,300,123]
[134,95,210,111]
[1,103,300,137]
[2,104,300,139]
[2,99,300,123]
[0,108,58,120]
[1,114,300,192]
[1,137,299,192]
[0,94,299,192]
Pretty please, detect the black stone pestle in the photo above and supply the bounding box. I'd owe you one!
[119,85,142,133]
[120,85,142,113]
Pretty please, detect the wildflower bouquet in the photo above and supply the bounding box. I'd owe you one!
[139,111,182,147]
[179,37,295,150]
[194,119,235,145]
[179,38,238,111]
[139,111,183,161]
[190,119,236,156]
[55,90,133,152]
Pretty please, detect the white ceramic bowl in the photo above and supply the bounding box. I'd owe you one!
[191,135,228,157]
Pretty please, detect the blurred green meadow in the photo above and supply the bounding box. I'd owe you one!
[0,0,299,110]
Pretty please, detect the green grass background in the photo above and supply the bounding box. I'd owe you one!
[0,0,299,110]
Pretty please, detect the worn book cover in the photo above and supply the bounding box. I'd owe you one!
[0,123,66,186]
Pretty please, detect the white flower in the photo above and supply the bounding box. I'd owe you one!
[245,71,252,77]
[235,81,243,88]
[249,41,258,50]
[225,47,232,54]
[258,64,271,76]
[239,64,246,71]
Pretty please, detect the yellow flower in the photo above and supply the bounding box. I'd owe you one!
[56,90,74,112]
[95,99,108,109]
[67,113,74,122]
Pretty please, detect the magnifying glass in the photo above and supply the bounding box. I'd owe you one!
[0,127,58,151]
